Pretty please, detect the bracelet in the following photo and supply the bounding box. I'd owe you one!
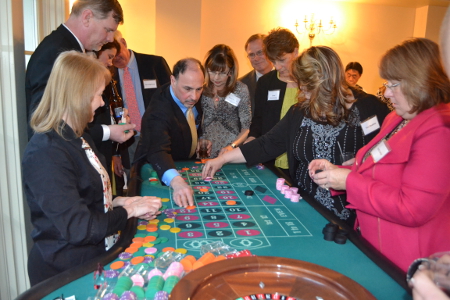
[230,143,237,149]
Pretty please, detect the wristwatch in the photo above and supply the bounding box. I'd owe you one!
[230,143,237,149]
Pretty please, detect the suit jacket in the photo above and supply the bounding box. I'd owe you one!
[25,24,104,142]
[113,51,172,166]
[135,83,203,179]
[239,70,257,116]
[346,103,450,272]
[90,81,116,174]
[113,51,171,110]
[248,70,287,138]
[22,126,128,284]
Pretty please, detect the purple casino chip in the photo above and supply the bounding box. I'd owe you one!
[143,256,154,264]
[119,291,137,300]
[138,220,148,226]
[118,252,133,260]
[154,291,169,300]
[103,293,120,300]
[104,269,119,278]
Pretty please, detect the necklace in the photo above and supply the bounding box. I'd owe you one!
[387,119,410,140]
[214,95,220,102]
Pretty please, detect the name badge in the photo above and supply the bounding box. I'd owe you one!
[370,139,391,163]
[225,93,241,106]
[267,90,280,101]
[361,115,380,135]
[143,79,157,89]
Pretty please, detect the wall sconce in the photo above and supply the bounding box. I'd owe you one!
[295,14,337,46]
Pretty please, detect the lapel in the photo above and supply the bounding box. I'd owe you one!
[165,87,192,150]
[354,106,442,174]
[57,25,83,52]
[354,112,403,174]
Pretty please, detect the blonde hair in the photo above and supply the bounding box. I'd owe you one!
[31,51,111,137]
[292,46,352,126]
[380,38,450,114]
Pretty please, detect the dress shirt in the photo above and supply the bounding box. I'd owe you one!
[117,51,146,134]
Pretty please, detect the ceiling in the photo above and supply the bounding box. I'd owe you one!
[339,0,450,7]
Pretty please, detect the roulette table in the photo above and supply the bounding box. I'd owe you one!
[16,160,411,300]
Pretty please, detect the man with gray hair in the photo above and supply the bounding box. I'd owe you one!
[25,0,134,145]
[239,34,273,116]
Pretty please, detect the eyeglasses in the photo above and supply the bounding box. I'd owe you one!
[383,82,400,89]
[208,70,230,78]
[247,50,264,59]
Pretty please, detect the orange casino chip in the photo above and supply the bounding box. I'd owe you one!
[186,205,196,210]
[125,247,138,254]
[182,168,189,171]
[110,261,125,270]
[144,235,157,242]
[129,242,143,248]
[132,237,144,243]
[146,227,158,232]
[147,223,158,228]
[226,200,237,205]
[131,256,145,265]
[162,247,176,252]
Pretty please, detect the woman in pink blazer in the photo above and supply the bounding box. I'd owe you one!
[309,38,450,272]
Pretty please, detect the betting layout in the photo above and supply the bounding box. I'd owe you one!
[141,162,312,253]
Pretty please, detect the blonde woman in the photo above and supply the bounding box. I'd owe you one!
[23,51,161,285]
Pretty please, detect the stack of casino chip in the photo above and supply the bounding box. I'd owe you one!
[145,273,165,299]
[112,276,133,297]
[276,178,302,203]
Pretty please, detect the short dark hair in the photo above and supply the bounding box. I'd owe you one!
[172,58,205,79]
[244,34,266,50]
[264,28,299,61]
[96,39,121,57]
[345,62,363,75]
[71,0,124,24]
[203,44,239,97]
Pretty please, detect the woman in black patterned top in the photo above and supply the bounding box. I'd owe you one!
[201,44,251,158]
[202,46,390,225]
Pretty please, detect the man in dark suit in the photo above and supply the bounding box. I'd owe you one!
[239,34,273,116]
[25,0,135,143]
[136,58,206,208]
[111,30,172,166]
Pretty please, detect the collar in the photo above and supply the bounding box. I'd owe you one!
[62,23,85,53]
[126,50,136,69]
[170,85,188,115]
[255,70,264,80]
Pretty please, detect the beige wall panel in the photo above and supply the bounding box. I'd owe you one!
[118,0,156,54]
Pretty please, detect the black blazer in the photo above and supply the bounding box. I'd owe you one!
[89,81,116,174]
[113,51,172,110]
[248,70,287,138]
[239,70,257,116]
[241,90,390,181]
[25,24,104,142]
[135,83,203,179]
[22,126,128,284]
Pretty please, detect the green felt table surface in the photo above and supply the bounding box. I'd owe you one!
[40,162,411,300]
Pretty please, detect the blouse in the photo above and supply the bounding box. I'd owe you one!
[201,81,251,158]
